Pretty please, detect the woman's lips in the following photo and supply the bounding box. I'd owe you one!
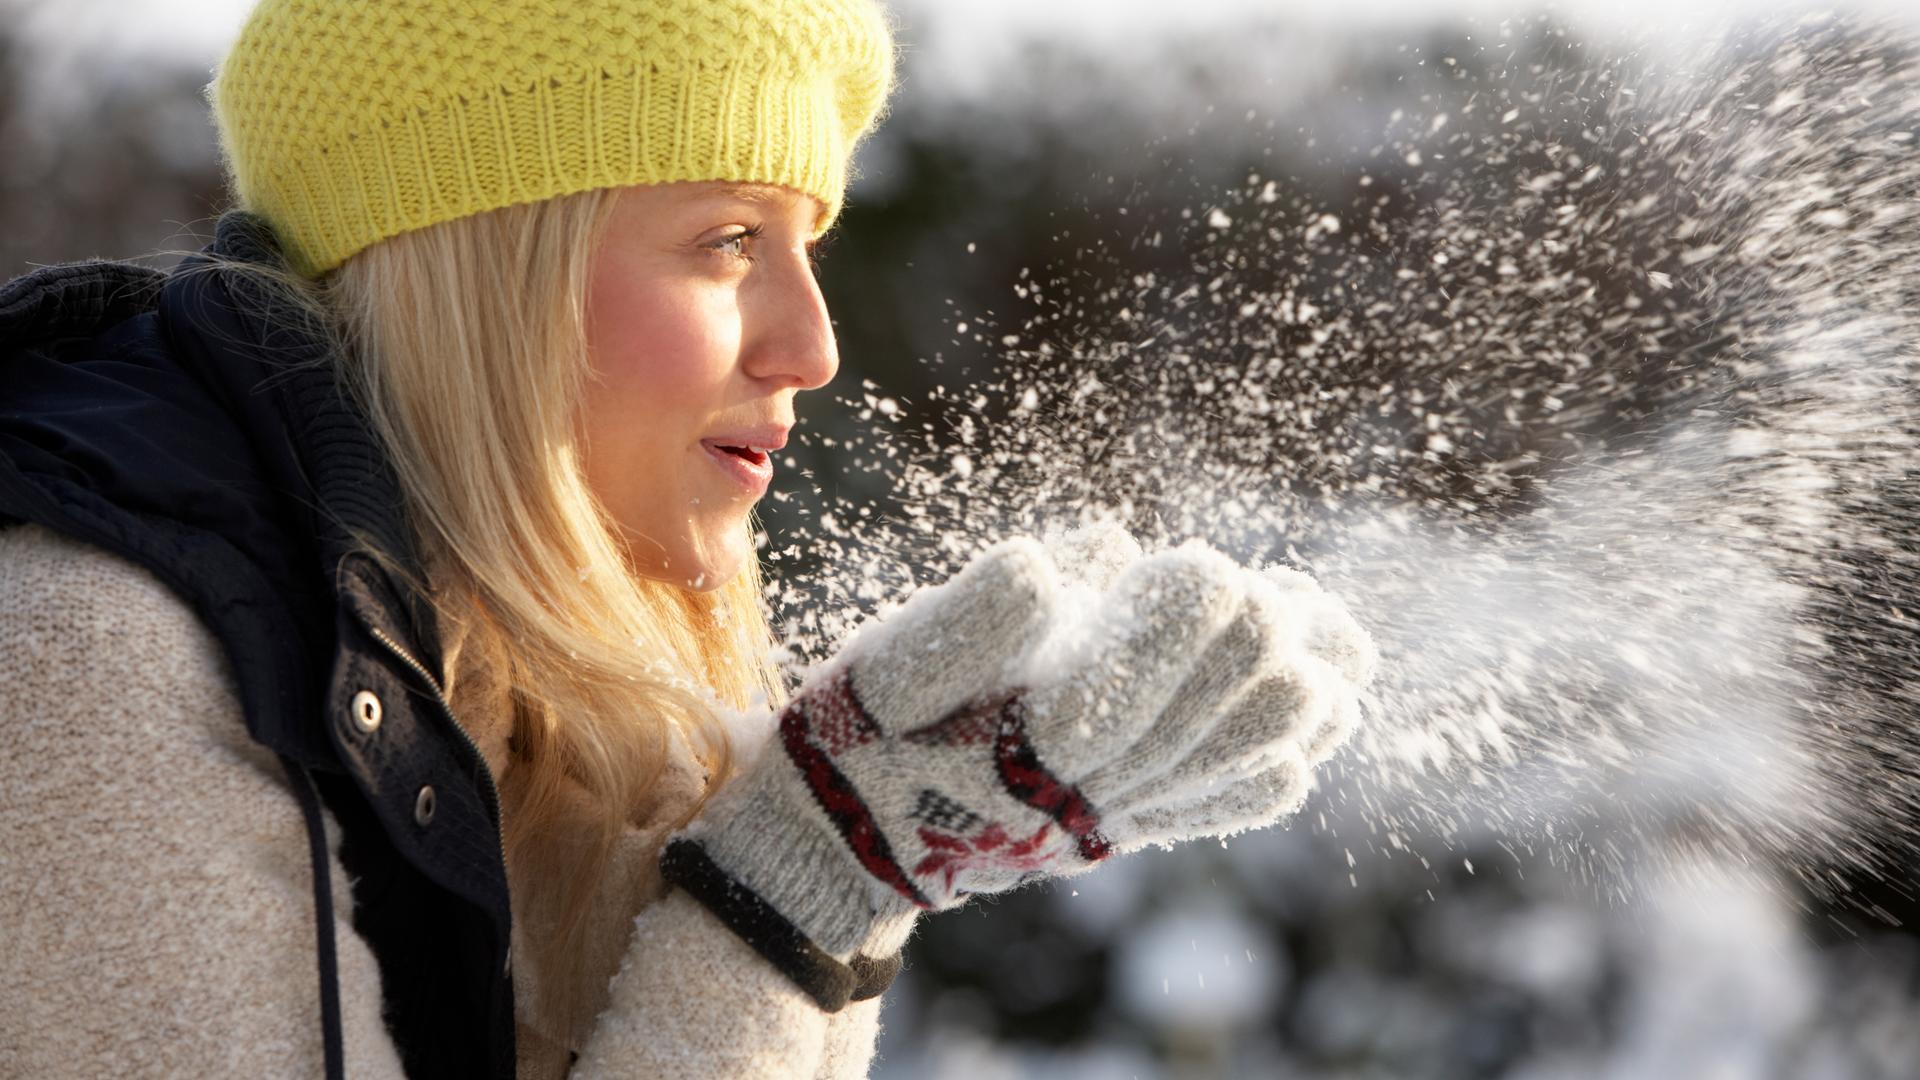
[700,439,773,494]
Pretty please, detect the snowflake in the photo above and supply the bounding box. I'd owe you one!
[913,821,1061,893]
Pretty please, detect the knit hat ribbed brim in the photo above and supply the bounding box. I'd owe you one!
[209,0,897,277]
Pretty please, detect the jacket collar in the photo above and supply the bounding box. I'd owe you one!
[158,211,445,677]
[162,214,419,579]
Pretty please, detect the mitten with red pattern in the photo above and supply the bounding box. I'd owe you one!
[661,533,1376,1011]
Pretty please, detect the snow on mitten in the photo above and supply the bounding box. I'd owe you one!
[661,536,1376,1012]
[1105,562,1377,851]
[1046,518,1144,590]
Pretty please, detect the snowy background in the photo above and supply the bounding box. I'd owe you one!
[6,2,1920,1077]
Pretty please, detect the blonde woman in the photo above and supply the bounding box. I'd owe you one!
[0,1,1375,1078]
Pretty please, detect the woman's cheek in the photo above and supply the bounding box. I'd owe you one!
[613,307,738,412]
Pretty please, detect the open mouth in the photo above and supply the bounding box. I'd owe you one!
[714,444,769,467]
[701,439,776,492]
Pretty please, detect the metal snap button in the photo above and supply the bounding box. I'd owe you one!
[350,690,383,733]
[414,785,437,827]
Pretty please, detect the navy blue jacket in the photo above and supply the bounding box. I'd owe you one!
[0,212,515,1079]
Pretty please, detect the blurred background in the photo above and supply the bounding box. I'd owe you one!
[7,1,1920,1077]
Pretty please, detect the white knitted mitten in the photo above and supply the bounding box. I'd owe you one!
[661,533,1375,1010]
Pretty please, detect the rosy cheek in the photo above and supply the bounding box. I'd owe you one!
[583,277,745,511]
[591,301,682,390]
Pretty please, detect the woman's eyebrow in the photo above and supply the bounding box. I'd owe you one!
[697,184,792,207]
[683,184,828,240]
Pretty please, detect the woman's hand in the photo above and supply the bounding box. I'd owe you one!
[663,531,1376,1004]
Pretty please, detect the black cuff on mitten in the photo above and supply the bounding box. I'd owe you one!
[659,838,902,1011]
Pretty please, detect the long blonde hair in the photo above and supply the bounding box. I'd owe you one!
[194,191,785,942]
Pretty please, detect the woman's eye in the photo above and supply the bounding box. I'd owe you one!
[710,226,762,260]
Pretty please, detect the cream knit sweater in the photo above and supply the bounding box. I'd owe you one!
[0,524,886,1078]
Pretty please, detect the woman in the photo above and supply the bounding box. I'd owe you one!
[0,1,1374,1077]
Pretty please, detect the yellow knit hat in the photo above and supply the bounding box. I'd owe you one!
[208,0,896,277]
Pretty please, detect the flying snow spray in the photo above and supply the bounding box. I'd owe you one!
[770,15,1920,918]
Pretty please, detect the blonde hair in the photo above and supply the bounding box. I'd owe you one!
[188,191,785,950]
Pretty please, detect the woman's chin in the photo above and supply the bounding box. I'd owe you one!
[615,506,754,591]
[659,533,749,592]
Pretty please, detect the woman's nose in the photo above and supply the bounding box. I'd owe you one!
[743,255,840,392]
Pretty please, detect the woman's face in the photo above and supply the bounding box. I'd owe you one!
[580,181,838,590]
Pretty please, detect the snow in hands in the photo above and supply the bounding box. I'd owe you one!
[685,529,1376,959]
